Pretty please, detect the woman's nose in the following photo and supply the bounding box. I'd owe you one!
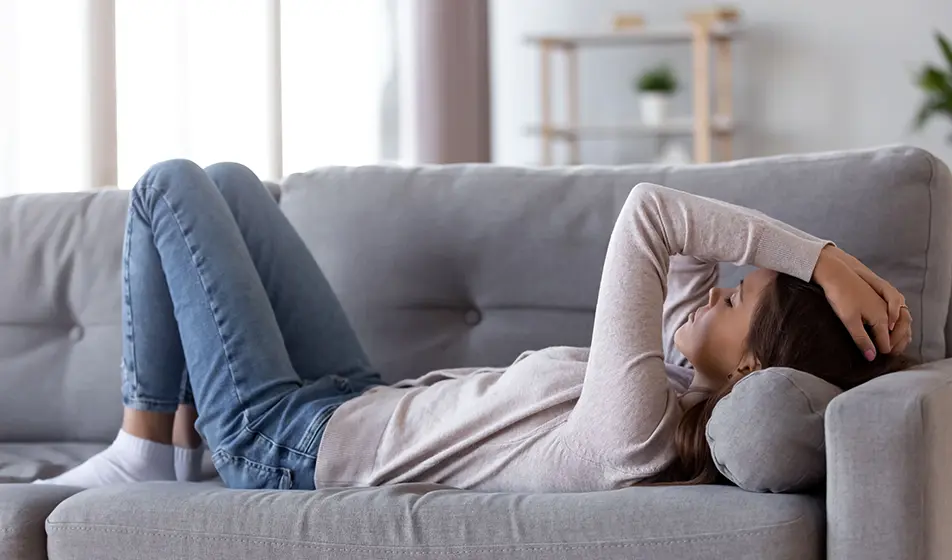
[708,288,719,306]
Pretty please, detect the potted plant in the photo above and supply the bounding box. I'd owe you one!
[635,65,678,126]
[913,32,952,142]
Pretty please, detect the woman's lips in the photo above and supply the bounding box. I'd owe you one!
[692,306,708,323]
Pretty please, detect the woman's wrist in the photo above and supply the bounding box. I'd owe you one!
[811,244,839,287]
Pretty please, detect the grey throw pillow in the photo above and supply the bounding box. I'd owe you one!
[705,367,842,493]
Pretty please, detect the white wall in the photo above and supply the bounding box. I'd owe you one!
[490,0,952,166]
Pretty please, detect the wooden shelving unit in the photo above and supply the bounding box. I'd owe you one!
[525,22,741,165]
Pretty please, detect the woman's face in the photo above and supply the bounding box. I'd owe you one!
[674,268,776,389]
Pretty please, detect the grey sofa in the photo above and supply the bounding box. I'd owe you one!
[2,145,951,560]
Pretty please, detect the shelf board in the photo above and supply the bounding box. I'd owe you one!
[525,118,734,139]
[525,24,741,47]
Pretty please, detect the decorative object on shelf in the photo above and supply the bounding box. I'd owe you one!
[636,65,678,126]
[612,13,646,32]
[685,6,741,26]
[913,31,952,143]
[524,14,740,166]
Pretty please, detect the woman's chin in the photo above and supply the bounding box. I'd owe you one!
[674,323,691,354]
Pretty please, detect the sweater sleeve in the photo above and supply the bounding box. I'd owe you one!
[560,183,830,477]
[662,256,718,367]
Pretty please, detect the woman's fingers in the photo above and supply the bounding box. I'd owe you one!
[816,247,907,359]
[867,315,893,357]
[874,279,906,330]
[847,262,903,328]
[889,307,913,355]
[843,315,877,360]
[834,296,890,360]
[833,248,906,332]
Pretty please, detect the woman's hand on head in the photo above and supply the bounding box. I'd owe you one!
[812,245,907,361]
[823,246,907,329]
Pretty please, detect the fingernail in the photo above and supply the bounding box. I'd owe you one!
[890,321,896,330]
[864,349,876,361]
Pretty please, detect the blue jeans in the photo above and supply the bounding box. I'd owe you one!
[121,159,384,490]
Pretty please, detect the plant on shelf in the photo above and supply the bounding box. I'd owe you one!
[635,65,678,127]
[913,32,952,143]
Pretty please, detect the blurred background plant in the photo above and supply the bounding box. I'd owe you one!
[635,65,679,94]
[914,32,952,143]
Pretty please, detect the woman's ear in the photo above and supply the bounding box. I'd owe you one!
[731,353,761,381]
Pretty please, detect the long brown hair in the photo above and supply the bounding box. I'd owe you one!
[652,273,913,485]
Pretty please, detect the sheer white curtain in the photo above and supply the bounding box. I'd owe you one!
[1,0,397,195]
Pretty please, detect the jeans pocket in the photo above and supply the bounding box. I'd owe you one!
[211,448,293,490]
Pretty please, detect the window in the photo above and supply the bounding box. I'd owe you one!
[1,0,397,195]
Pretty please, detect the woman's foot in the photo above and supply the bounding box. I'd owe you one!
[33,430,175,488]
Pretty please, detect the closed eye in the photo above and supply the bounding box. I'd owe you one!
[724,296,734,308]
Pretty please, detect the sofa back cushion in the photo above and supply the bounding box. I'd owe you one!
[281,146,952,384]
[0,191,129,441]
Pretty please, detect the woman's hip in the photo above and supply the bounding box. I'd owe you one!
[208,379,367,490]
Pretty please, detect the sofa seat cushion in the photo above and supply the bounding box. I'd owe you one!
[0,484,85,560]
[47,482,823,560]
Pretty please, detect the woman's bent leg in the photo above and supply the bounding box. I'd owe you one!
[34,168,194,487]
[170,164,383,481]
[201,162,382,392]
[124,159,354,489]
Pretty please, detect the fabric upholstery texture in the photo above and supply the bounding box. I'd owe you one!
[0,182,281,445]
[281,146,951,385]
[0,484,83,560]
[826,358,952,560]
[707,368,842,492]
[0,443,105,484]
[0,146,950,559]
[46,482,823,560]
[0,190,128,442]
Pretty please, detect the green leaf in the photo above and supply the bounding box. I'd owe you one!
[917,66,952,95]
[937,32,952,72]
[914,34,952,140]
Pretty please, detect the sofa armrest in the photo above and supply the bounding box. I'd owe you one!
[826,358,952,560]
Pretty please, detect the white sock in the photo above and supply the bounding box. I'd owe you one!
[33,430,175,488]
[174,444,205,482]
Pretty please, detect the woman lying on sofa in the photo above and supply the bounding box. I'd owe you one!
[36,160,913,491]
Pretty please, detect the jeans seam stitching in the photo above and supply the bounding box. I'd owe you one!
[242,426,317,460]
[298,405,337,454]
[124,395,181,407]
[122,205,137,403]
[212,448,292,489]
[144,184,247,413]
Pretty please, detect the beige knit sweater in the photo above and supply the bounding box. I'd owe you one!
[314,183,829,491]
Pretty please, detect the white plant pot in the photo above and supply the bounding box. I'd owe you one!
[640,93,671,127]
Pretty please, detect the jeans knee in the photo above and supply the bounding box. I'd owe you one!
[203,162,263,197]
[134,159,205,196]
[204,162,255,182]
